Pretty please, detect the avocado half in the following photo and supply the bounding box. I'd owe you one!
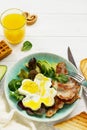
[0,65,7,81]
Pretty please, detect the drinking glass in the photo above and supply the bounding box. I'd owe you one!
[0,8,26,44]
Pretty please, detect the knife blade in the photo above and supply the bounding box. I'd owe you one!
[67,46,87,98]
[67,47,77,68]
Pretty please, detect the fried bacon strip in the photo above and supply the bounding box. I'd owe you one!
[46,96,64,117]
[56,62,68,74]
[52,80,80,101]
[63,94,80,104]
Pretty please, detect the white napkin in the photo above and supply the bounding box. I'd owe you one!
[0,84,54,130]
[0,85,37,130]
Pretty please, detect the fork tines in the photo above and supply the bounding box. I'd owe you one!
[69,72,85,83]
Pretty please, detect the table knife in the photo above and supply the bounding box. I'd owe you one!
[67,47,77,68]
[67,46,87,97]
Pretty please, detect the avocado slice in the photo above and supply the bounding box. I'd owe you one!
[0,65,7,81]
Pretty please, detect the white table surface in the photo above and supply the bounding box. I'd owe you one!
[0,0,87,129]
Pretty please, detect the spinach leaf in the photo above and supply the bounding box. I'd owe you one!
[8,79,22,91]
[21,41,32,51]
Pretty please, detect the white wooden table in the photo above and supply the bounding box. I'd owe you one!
[0,0,87,129]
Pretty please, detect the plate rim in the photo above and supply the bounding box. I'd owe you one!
[4,52,82,122]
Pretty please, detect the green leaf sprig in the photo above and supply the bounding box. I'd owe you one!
[21,41,32,51]
[56,74,69,83]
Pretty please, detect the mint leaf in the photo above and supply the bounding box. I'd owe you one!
[21,41,32,51]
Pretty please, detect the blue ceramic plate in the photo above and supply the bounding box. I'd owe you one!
[4,53,82,122]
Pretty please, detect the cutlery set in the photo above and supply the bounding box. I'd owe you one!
[67,47,87,98]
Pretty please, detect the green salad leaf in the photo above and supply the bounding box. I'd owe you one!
[8,79,22,91]
[8,79,24,101]
[56,74,69,83]
[10,90,24,100]
[18,69,29,79]
[21,41,32,51]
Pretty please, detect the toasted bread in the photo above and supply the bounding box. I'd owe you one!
[0,40,12,60]
[54,112,87,130]
[80,58,87,80]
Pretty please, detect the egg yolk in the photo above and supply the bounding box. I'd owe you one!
[22,80,39,94]
[23,98,41,111]
[41,97,53,106]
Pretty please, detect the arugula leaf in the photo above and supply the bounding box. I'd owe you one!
[21,41,32,51]
[10,90,24,101]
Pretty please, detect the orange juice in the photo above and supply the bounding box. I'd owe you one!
[1,9,26,44]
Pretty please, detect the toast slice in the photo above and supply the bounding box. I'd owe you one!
[80,58,87,80]
[0,40,12,60]
[54,112,87,130]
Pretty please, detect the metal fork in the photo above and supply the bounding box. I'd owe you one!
[69,71,87,87]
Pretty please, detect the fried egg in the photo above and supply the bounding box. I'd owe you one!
[18,79,39,95]
[18,73,57,110]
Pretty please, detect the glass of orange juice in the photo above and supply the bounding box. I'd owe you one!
[0,8,26,44]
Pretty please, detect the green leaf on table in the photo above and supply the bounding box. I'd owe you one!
[21,41,32,51]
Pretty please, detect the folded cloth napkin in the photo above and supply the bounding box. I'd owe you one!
[0,82,54,130]
[0,83,37,130]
